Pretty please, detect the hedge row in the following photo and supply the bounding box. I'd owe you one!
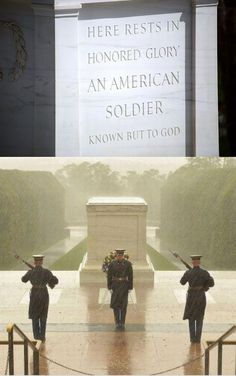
[161,166,236,270]
[0,170,65,269]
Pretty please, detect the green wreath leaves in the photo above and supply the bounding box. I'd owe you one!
[102,251,130,273]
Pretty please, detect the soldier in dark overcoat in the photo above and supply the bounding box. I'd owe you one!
[180,255,214,343]
[21,255,58,341]
[107,249,133,330]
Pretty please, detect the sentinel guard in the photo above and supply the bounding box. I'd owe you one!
[107,249,133,330]
[21,255,58,342]
[180,255,214,343]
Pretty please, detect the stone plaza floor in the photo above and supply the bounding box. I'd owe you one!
[0,270,236,375]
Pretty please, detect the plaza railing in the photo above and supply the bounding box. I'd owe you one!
[0,323,39,375]
[205,324,236,375]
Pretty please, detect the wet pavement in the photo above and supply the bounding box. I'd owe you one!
[0,271,236,375]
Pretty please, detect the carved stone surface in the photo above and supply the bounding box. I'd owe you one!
[0,0,218,156]
[86,197,148,262]
[0,21,27,81]
[55,0,219,157]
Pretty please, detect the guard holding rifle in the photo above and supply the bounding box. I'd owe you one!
[107,249,133,330]
[180,255,214,344]
[21,255,58,342]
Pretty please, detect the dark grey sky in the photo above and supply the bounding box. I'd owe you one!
[0,157,187,174]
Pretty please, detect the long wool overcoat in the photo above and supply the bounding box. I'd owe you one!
[22,266,58,319]
[180,266,214,320]
[107,259,133,310]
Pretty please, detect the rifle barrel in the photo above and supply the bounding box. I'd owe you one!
[14,253,34,269]
[169,250,192,270]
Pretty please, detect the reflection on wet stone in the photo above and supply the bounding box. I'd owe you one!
[183,344,204,375]
[107,332,131,375]
[39,343,49,376]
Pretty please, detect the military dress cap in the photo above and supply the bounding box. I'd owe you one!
[115,249,125,255]
[190,255,202,260]
[33,254,44,260]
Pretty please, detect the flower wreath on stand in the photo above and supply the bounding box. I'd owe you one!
[101,250,130,274]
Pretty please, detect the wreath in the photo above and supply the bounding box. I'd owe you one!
[0,21,27,81]
[101,251,129,273]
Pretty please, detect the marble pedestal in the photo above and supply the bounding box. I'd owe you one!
[80,196,153,283]
[86,197,148,263]
[80,260,154,284]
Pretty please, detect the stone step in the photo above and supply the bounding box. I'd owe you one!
[83,262,152,270]
[80,264,154,284]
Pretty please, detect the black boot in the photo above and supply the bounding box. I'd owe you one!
[114,309,121,329]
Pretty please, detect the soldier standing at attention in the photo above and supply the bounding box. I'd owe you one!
[180,255,214,343]
[107,249,133,330]
[21,255,59,342]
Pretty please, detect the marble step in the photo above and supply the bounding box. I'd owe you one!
[80,263,154,284]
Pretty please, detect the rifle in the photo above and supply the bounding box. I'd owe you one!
[169,250,192,270]
[170,250,210,291]
[14,253,57,289]
[13,253,34,269]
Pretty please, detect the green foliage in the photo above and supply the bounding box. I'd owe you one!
[101,250,130,273]
[50,239,87,270]
[0,170,65,269]
[147,244,179,271]
[161,162,236,270]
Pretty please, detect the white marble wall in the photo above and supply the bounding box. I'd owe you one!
[55,0,219,156]
[0,0,219,156]
[86,197,148,262]
[193,0,219,155]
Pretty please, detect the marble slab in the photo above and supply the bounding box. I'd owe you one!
[0,0,219,156]
[86,196,147,261]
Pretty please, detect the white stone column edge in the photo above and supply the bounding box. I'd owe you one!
[77,252,88,286]
[54,7,81,156]
[192,0,219,156]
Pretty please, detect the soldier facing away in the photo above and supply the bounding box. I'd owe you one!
[180,255,214,343]
[21,255,59,342]
[107,249,133,330]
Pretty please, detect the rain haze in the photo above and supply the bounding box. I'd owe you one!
[0,157,187,174]
[0,157,235,271]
